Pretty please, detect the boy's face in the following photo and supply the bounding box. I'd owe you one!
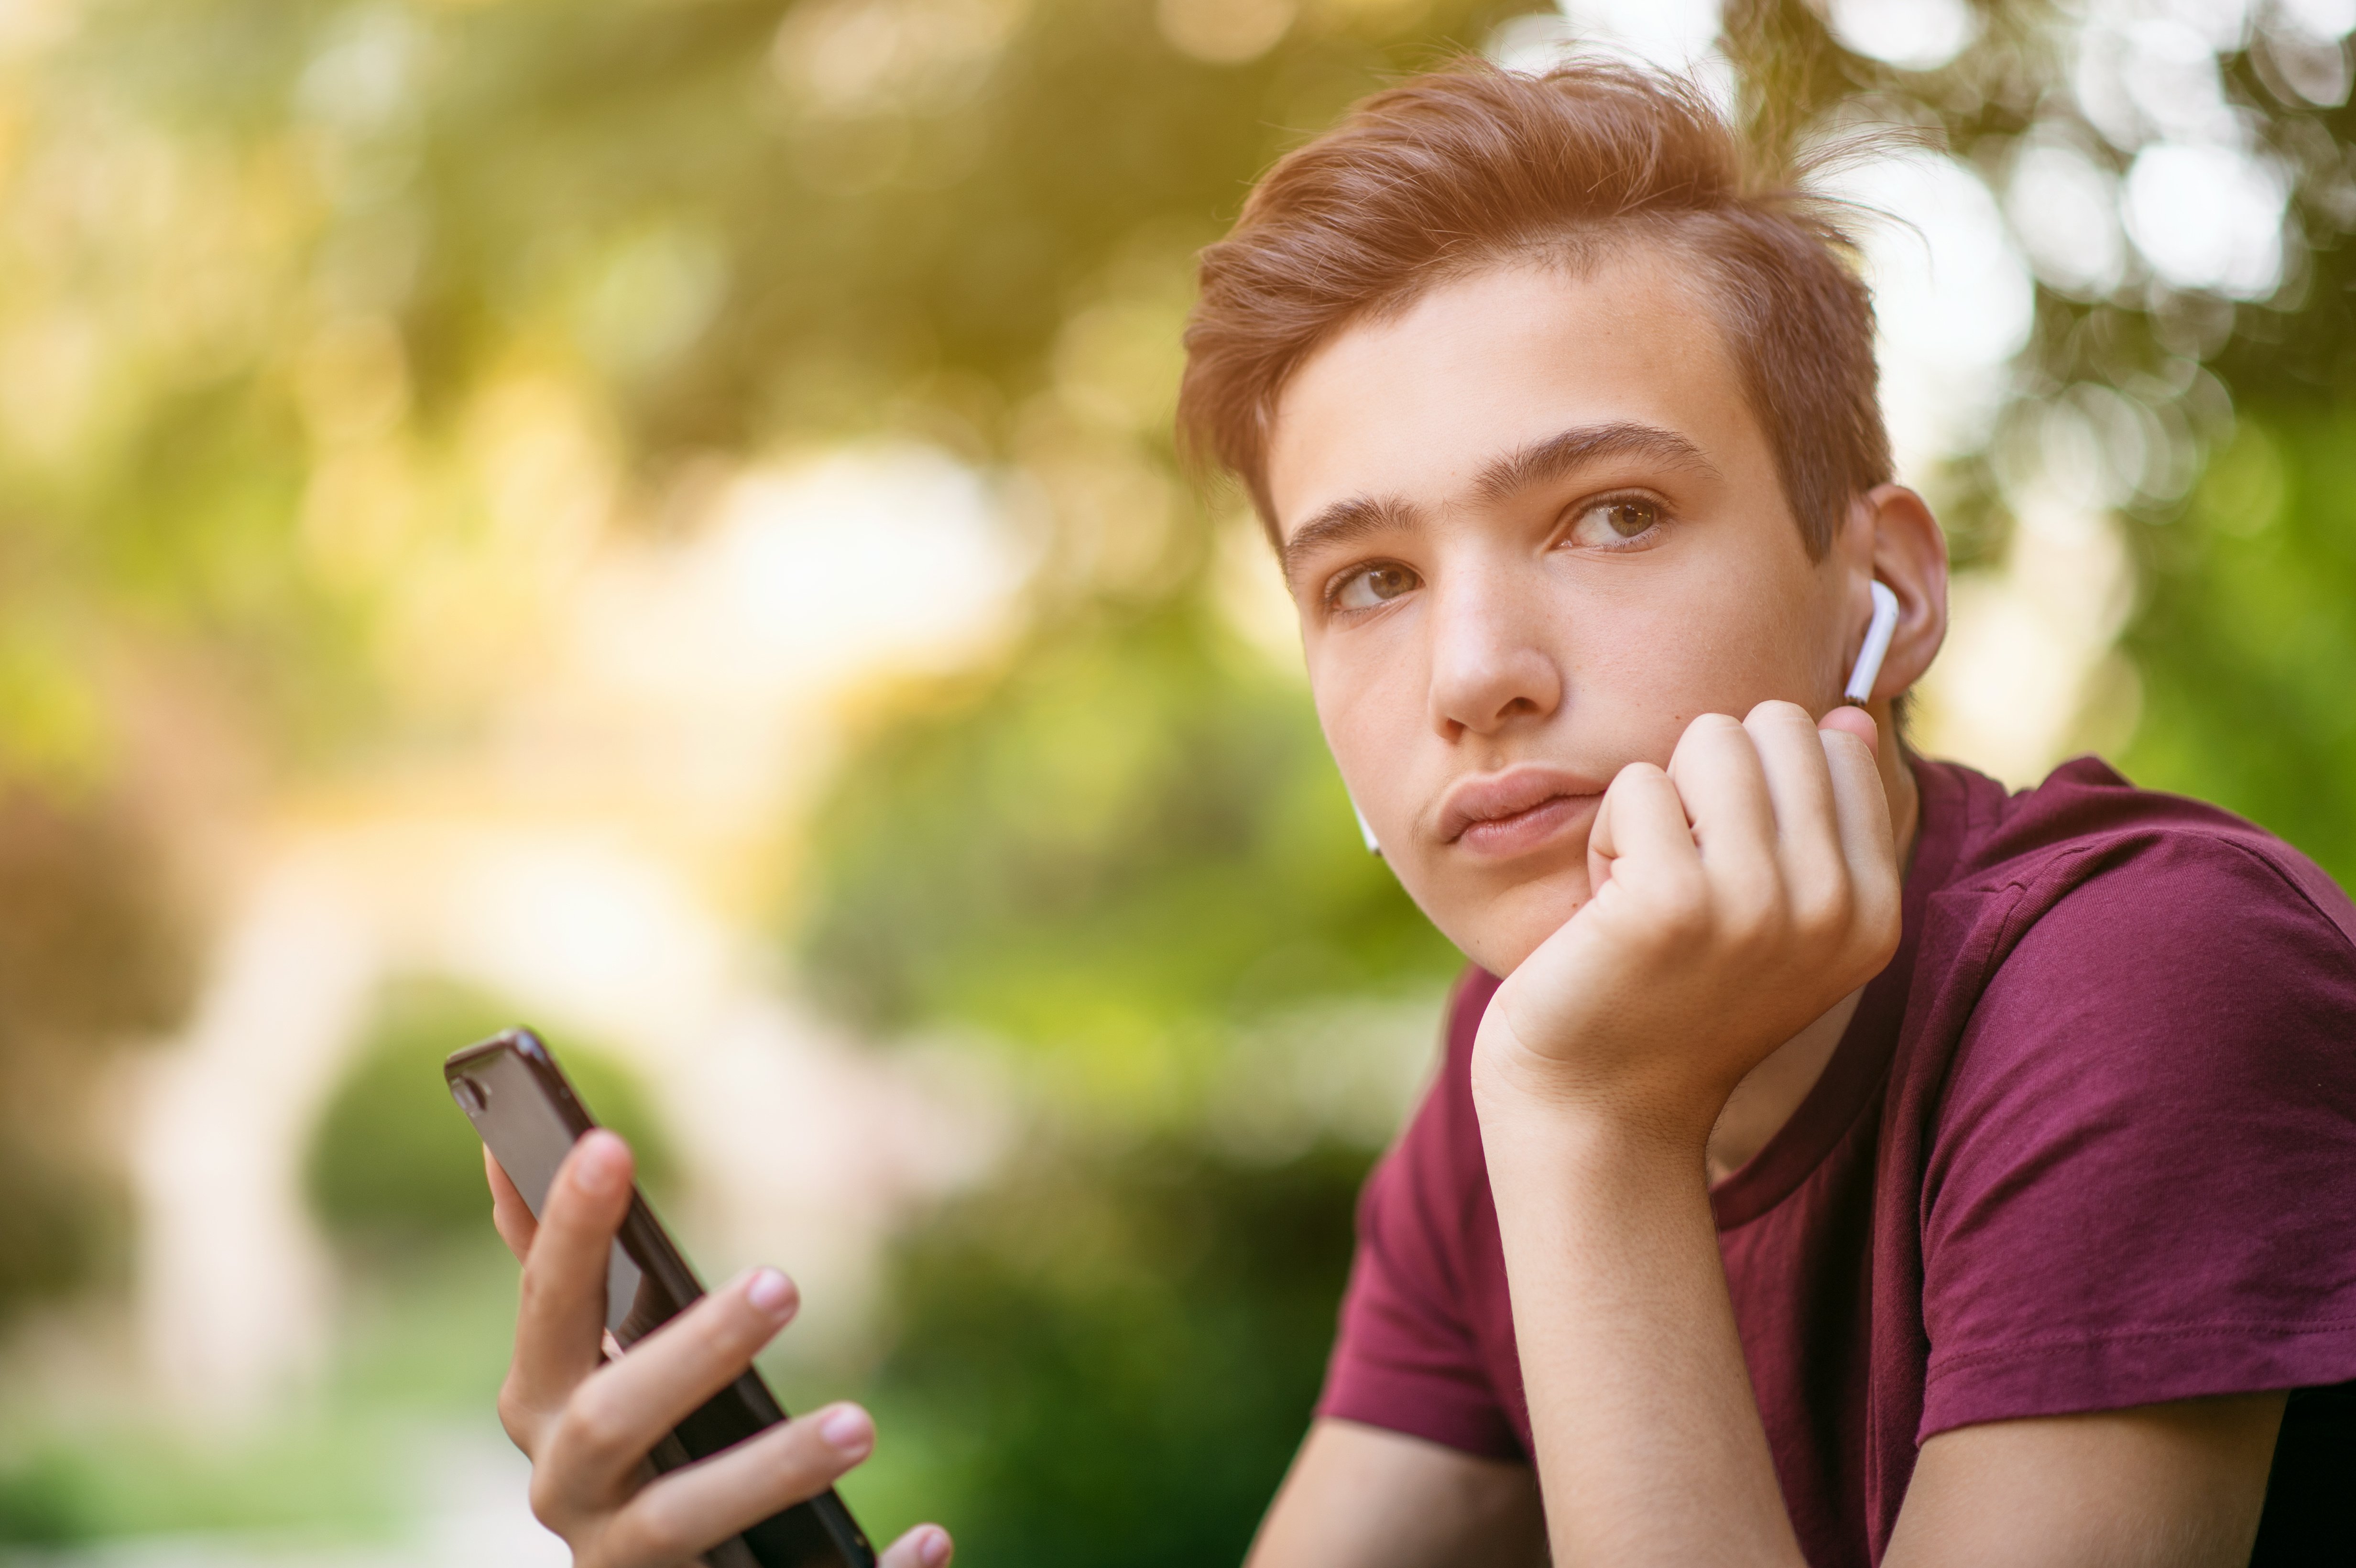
[1266,257,1858,977]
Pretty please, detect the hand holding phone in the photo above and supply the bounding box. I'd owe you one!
[457,1033,951,1568]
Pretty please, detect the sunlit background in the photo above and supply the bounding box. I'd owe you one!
[0,0,2350,1562]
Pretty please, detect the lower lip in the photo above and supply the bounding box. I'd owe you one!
[1454,793,1598,859]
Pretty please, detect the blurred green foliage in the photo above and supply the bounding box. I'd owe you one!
[860,1137,1371,1568]
[2122,408,2356,885]
[305,978,673,1246]
[793,593,1448,1561]
[0,1405,403,1548]
[0,1233,523,1545]
[800,595,1458,1085]
[0,0,2353,1557]
[2,0,1525,769]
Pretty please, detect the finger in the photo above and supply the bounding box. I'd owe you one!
[1817,703,1879,759]
[1587,760,1698,895]
[878,1524,955,1568]
[1665,713,1778,901]
[596,1404,880,1568]
[506,1132,634,1437]
[1745,701,1847,922]
[541,1267,801,1502]
[1819,719,1899,956]
[487,1149,538,1262]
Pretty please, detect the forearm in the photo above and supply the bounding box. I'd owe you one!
[1247,1420,1548,1568]
[1480,1101,1804,1568]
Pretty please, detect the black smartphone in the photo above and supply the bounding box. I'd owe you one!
[445,1027,878,1568]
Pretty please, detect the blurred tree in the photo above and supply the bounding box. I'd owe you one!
[0,786,192,1314]
[4,4,2342,864]
[798,594,1457,1112]
[1712,0,2356,884]
[2120,409,2356,880]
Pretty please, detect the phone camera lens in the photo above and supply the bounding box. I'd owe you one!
[451,1076,488,1114]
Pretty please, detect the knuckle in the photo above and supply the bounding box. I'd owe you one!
[1791,873,1853,940]
[1640,870,1711,936]
[1669,715,1739,767]
[1746,698,1811,730]
[561,1379,637,1466]
[525,1465,568,1534]
[516,1258,566,1317]
[1608,759,1668,797]
[497,1377,536,1449]
[1717,890,1785,956]
[599,1504,679,1568]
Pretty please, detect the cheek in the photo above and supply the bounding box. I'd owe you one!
[1319,664,1404,800]
[1568,603,1725,754]
[1308,642,1419,792]
[1589,568,1818,737]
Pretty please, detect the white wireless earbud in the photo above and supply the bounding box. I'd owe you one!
[1351,796,1382,857]
[1844,581,1901,706]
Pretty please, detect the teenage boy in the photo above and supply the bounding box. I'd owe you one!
[1181,62,2356,1568]
[478,59,2355,1568]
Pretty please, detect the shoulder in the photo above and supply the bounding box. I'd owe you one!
[1922,754,2356,952]
[1909,763,2356,1429]
[1920,756,2356,1131]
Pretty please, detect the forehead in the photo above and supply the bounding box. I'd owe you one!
[1264,255,1769,540]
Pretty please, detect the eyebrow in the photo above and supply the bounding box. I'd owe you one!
[1277,420,1720,588]
[1278,493,1423,590]
[1472,420,1720,504]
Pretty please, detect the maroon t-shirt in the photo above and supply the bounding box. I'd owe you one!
[1319,757,2356,1565]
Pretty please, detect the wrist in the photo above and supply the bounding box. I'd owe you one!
[1472,1071,1710,1216]
[1469,1020,1718,1171]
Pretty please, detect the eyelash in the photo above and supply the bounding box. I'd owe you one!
[1321,559,1417,615]
[1316,489,1675,615]
[1561,489,1674,551]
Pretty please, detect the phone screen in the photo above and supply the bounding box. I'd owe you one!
[446,1030,877,1568]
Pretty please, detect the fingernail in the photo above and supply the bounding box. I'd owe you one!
[818,1404,873,1457]
[918,1525,952,1567]
[747,1267,795,1317]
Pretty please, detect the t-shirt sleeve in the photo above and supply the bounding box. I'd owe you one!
[1315,974,1526,1462]
[1918,832,2356,1441]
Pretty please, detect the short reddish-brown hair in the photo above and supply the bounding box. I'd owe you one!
[1179,60,1892,558]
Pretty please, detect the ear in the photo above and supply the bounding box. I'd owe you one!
[1844,483,1948,701]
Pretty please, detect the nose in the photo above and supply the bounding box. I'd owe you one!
[1425,558,1563,739]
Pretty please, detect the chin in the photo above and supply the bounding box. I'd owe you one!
[1432,864,1592,978]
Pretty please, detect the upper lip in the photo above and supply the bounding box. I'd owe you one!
[1437,764,1609,844]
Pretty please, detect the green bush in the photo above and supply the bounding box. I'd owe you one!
[305,978,673,1247]
[864,1136,1370,1568]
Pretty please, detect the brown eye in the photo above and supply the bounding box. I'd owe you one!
[1332,561,1420,611]
[1567,495,1664,548]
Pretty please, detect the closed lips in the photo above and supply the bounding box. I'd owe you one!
[1439,765,1607,844]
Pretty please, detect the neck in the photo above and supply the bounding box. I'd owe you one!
[1705,717,1918,1185]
